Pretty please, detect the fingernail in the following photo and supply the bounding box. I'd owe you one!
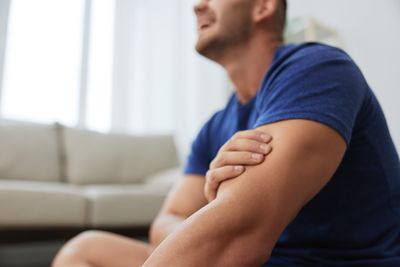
[234,166,244,172]
[260,144,271,153]
[261,134,270,142]
[251,153,263,161]
[260,144,268,152]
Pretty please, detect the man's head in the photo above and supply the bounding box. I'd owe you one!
[194,0,287,62]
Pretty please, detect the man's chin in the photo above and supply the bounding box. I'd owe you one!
[195,37,218,59]
[195,45,204,56]
[194,35,229,63]
[195,41,209,58]
[195,37,207,52]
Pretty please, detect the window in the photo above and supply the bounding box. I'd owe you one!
[2,0,84,125]
[86,0,114,132]
[1,0,114,131]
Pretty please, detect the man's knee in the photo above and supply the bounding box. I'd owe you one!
[63,230,107,253]
[52,230,106,267]
[71,230,110,245]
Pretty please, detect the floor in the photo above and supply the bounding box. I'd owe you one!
[0,241,64,267]
[0,236,148,267]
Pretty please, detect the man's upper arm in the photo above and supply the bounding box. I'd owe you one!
[143,119,347,267]
[217,119,347,251]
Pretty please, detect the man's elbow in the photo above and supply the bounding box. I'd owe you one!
[149,213,186,246]
[207,199,274,266]
[214,230,272,266]
[148,219,162,246]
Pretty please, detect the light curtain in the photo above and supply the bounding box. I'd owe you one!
[112,0,231,161]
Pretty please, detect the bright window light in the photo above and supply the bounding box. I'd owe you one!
[86,0,115,132]
[2,0,84,126]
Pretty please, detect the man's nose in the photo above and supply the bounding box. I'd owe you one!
[194,0,208,16]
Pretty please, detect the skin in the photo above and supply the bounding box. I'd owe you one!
[53,0,347,266]
[142,120,346,266]
[204,130,273,202]
[52,132,271,267]
[195,0,282,102]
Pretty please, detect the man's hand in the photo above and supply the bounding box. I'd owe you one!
[204,130,272,202]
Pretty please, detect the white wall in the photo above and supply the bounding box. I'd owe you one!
[0,0,10,107]
[288,0,400,152]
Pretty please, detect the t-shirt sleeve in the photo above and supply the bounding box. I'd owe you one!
[253,46,367,145]
[184,115,216,176]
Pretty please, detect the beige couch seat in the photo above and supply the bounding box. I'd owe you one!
[0,119,180,231]
[0,180,86,227]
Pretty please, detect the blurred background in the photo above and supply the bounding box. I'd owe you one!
[0,0,398,158]
[0,0,399,266]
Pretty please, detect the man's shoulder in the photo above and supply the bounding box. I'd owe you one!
[277,42,352,68]
[267,42,363,88]
[255,42,370,144]
[284,42,347,56]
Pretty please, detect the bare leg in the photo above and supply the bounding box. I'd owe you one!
[52,230,153,267]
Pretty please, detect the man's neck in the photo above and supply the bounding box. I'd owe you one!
[221,36,282,104]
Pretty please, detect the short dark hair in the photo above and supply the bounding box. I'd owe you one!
[277,0,287,40]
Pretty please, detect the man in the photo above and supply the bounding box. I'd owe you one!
[53,0,400,266]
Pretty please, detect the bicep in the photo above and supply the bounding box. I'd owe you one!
[217,119,347,247]
[159,175,208,218]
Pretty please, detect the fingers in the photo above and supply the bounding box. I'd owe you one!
[231,130,272,143]
[205,129,273,202]
[222,138,272,154]
[204,165,245,202]
[210,150,271,169]
[219,130,272,153]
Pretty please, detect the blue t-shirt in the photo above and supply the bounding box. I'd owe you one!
[184,43,400,266]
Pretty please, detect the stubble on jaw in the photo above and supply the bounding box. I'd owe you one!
[195,1,254,62]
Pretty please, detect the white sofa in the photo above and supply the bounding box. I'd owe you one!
[0,119,180,231]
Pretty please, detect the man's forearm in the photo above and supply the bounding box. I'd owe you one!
[143,197,270,267]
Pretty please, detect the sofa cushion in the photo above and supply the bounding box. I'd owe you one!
[0,120,62,182]
[143,167,182,187]
[63,127,179,185]
[84,183,172,227]
[0,181,87,227]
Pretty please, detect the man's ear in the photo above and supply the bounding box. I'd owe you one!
[252,0,278,24]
